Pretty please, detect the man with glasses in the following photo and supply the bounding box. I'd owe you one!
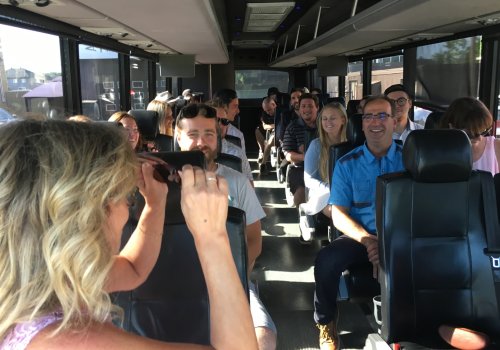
[384,84,423,143]
[313,96,404,350]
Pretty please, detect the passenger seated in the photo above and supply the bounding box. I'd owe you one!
[255,97,276,175]
[175,103,277,350]
[108,111,143,152]
[303,102,347,218]
[146,99,174,137]
[213,88,246,154]
[313,96,403,350]
[0,120,257,349]
[440,96,500,175]
[282,93,319,206]
[384,84,423,142]
[210,102,254,185]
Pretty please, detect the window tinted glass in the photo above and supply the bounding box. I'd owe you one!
[235,70,288,99]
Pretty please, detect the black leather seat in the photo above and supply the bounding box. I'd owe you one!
[113,151,248,345]
[377,129,500,346]
[217,152,243,173]
[225,134,242,148]
[424,110,444,129]
[129,109,173,151]
[128,109,158,141]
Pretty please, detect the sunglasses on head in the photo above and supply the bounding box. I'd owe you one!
[218,118,231,126]
[464,126,492,140]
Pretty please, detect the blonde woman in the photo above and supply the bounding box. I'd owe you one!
[0,120,257,349]
[109,111,143,152]
[147,99,174,137]
[303,102,347,217]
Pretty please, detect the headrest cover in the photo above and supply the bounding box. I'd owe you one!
[128,109,158,141]
[346,113,365,146]
[403,129,472,183]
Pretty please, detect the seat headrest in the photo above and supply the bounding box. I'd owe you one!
[403,129,472,183]
[346,114,365,146]
[424,111,444,129]
[128,109,158,141]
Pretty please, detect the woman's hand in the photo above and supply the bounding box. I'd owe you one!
[179,164,228,240]
[136,155,168,207]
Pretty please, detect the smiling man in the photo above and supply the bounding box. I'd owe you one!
[313,96,404,350]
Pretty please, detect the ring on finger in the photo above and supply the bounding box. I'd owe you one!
[206,176,217,181]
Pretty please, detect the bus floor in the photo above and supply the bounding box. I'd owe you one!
[249,155,383,350]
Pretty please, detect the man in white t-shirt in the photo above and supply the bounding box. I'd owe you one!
[176,103,277,350]
[213,88,246,154]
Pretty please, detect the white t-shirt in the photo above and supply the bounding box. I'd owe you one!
[216,164,265,225]
[221,139,253,182]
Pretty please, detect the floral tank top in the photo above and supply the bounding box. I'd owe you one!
[0,311,63,350]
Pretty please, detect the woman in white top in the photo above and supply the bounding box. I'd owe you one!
[303,102,348,217]
[441,97,500,175]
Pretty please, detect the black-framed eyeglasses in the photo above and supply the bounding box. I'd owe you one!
[362,112,391,122]
[464,126,492,139]
[389,97,409,106]
[218,118,231,126]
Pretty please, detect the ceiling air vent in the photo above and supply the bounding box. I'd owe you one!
[243,2,295,33]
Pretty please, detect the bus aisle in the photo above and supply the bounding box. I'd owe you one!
[249,155,381,350]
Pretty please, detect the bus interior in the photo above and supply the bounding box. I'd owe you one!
[1,0,500,349]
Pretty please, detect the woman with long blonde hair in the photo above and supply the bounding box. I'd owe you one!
[303,102,347,218]
[147,99,174,136]
[0,120,257,349]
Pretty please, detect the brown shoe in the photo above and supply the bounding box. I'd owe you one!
[317,322,338,350]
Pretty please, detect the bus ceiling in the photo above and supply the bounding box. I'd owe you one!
[0,0,499,67]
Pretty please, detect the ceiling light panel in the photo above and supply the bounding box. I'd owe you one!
[243,2,295,33]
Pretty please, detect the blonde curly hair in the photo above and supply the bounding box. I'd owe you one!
[0,120,137,339]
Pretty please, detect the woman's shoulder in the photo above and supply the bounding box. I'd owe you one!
[27,322,204,350]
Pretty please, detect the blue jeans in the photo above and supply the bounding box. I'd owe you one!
[314,235,370,325]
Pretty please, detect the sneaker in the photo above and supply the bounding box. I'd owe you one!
[317,322,338,350]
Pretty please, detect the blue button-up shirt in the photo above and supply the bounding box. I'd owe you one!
[329,141,404,234]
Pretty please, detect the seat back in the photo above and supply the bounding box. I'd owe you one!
[114,151,247,345]
[128,109,158,141]
[225,134,242,148]
[217,153,243,173]
[346,99,361,117]
[377,129,500,344]
[424,110,444,129]
[154,134,173,152]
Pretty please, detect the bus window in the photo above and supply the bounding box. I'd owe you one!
[371,54,403,95]
[346,61,363,102]
[235,70,288,99]
[79,44,121,121]
[0,24,63,120]
[326,76,339,97]
[415,37,481,106]
[130,56,149,110]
